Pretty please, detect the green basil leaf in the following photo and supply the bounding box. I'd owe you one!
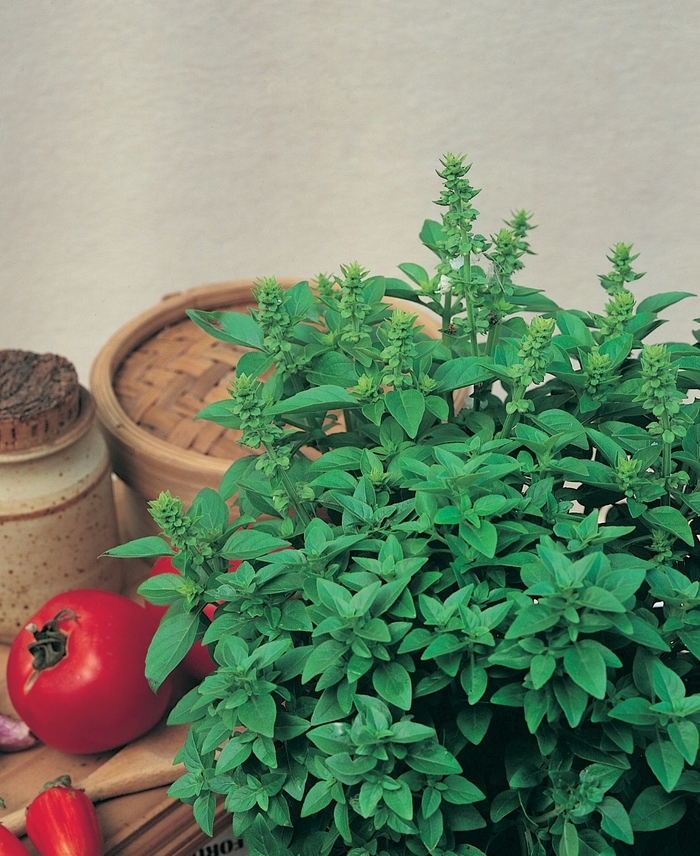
[373,661,413,710]
[267,385,362,417]
[564,642,608,700]
[432,357,493,392]
[643,506,695,546]
[386,389,426,439]
[598,796,634,844]
[221,529,290,560]
[629,786,687,831]
[187,309,264,349]
[646,738,685,792]
[407,741,462,775]
[102,536,173,559]
[145,608,199,691]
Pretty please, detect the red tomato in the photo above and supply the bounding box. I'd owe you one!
[144,556,242,681]
[26,776,102,856]
[6,590,175,755]
[0,824,31,856]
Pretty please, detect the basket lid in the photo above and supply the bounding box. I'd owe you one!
[90,281,275,507]
[113,313,247,460]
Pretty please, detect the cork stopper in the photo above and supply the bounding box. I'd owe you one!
[0,350,80,452]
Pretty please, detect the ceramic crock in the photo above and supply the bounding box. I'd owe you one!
[0,387,123,643]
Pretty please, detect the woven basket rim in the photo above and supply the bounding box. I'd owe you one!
[90,279,303,474]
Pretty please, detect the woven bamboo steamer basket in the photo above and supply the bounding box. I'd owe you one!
[90,280,443,542]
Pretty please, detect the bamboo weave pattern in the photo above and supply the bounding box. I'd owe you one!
[113,314,245,459]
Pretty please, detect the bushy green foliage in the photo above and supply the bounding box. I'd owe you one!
[108,154,700,856]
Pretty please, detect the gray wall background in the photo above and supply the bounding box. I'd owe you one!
[1,1,698,383]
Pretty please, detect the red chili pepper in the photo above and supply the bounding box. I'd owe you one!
[25,776,103,856]
[0,823,32,856]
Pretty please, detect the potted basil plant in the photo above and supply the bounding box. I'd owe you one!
[108,153,700,856]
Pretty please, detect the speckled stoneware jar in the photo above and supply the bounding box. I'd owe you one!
[0,351,123,643]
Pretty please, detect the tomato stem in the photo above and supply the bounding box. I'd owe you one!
[42,775,73,790]
[26,609,77,671]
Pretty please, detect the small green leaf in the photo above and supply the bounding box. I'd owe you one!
[598,333,634,369]
[361,399,385,425]
[187,309,264,349]
[425,395,449,422]
[586,427,627,467]
[442,803,486,832]
[608,697,656,726]
[334,801,352,844]
[433,357,493,392]
[456,707,492,745]
[557,310,595,347]
[668,720,699,765]
[193,792,216,837]
[577,586,626,613]
[629,786,687,831]
[358,780,384,818]
[216,735,254,773]
[274,713,310,742]
[398,262,431,287]
[408,741,462,775]
[530,652,556,690]
[102,536,173,559]
[441,775,485,805]
[306,352,358,387]
[460,662,488,704]
[373,661,412,710]
[302,640,347,683]
[459,519,498,558]
[238,693,278,738]
[145,608,199,691]
[383,779,414,821]
[137,573,183,606]
[553,677,589,727]
[532,409,588,449]
[285,279,315,319]
[523,689,547,734]
[245,815,283,856]
[646,738,685,792]
[653,660,686,703]
[506,604,560,638]
[564,642,608,700]
[300,780,334,817]
[598,796,634,844]
[235,350,274,380]
[267,385,362,417]
[490,684,527,707]
[643,506,695,547]
[560,820,580,856]
[219,455,258,501]
[418,805,443,850]
[390,721,436,743]
[421,787,442,820]
[386,389,426,439]
[678,629,700,660]
[636,291,695,314]
[419,218,446,252]
[167,772,200,800]
[489,789,520,823]
[307,722,353,754]
[221,529,290,560]
[188,487,229,532]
